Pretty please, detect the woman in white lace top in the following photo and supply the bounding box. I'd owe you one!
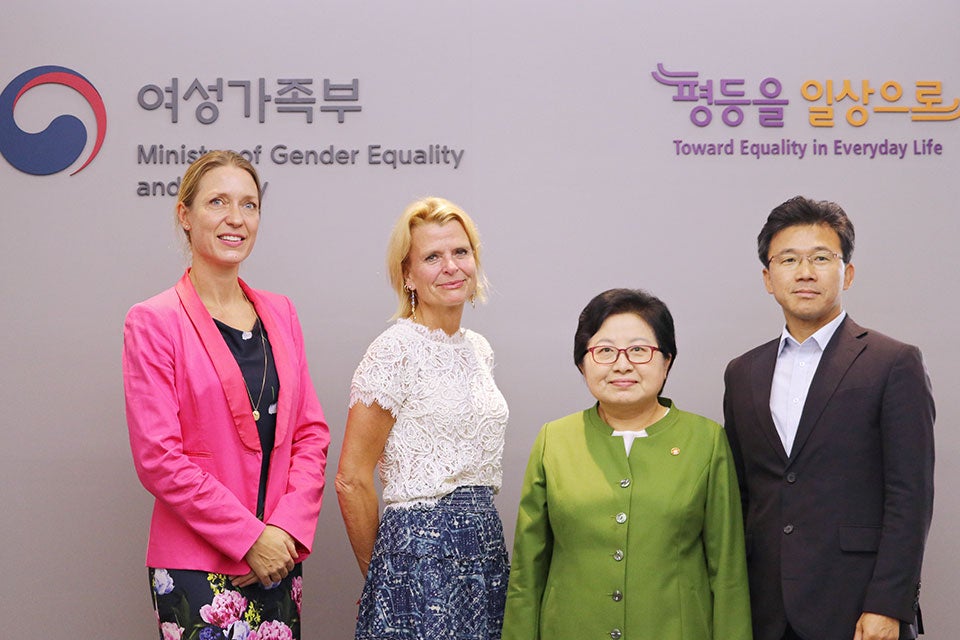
[336,197,510,640]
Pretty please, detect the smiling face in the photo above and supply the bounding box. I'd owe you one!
[581,312,671,417]
[403,221,477,327]
[762,223,854,341]
[177,165,260,274]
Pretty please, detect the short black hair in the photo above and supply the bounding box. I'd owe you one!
[574,288,677,380]
[757,196,855,267]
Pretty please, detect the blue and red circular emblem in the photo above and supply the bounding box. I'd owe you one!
[0,65,107,175]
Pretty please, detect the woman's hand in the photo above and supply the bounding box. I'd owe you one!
[232,525,297,588]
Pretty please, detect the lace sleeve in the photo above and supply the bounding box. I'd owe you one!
[349,328,409,417]
[467,331,496,372]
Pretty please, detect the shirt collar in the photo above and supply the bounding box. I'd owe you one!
[777,310,847,355]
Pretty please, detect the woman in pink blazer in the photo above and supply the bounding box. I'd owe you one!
[123,151,329,640]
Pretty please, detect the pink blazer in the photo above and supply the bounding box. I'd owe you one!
[123,271,330,574]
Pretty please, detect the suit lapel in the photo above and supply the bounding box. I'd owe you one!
[750,339,789,463]
[790,317,867,461]
[240,279,293,447]
[175,270,262,451]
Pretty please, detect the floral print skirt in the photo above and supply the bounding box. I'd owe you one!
[149,564,302,640]
[356,486,509,640]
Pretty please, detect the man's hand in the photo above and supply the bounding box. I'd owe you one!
[853,612,900,640]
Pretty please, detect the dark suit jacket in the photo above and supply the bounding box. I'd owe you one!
[723,316,934,640]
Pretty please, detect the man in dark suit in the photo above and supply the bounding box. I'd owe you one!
[723,196,935,640]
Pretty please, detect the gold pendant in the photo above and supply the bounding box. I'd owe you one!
[253,410,260,421]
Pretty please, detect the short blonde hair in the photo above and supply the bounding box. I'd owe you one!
[386,197,487,319]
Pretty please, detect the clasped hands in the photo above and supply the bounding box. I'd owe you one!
[231,524,298,589]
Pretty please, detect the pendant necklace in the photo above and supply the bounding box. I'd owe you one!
[244,318,268,421]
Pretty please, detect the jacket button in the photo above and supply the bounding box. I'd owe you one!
[620,478,631,488]
[612,589,623,602]
[786,472,797,483]
[616,512,627,524]
[783,524,795,534]
[613,549,624,561]
[610,629,622,639]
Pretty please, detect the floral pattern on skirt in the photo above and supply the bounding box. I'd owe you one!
[356,486,509,640]
[150,564,302,640]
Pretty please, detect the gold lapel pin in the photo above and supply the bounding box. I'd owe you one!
[670,447,680,456]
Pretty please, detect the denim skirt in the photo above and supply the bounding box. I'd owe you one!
[355,486,509,640]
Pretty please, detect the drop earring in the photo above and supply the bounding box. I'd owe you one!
[470,293,476,309]
[406,285,418,323]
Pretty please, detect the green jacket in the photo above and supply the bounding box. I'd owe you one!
[502,400,752,640]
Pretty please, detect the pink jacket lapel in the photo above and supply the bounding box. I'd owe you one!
[175,270,262,451]
[240,278,294,446]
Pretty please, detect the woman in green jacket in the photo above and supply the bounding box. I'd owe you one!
[502,288,751,640]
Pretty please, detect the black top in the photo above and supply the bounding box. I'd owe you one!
[215,317,280,519]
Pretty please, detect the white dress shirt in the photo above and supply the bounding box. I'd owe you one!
[770,312,846,455]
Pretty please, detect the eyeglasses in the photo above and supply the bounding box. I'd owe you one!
[768,250,842,270]
[586,344,661,365]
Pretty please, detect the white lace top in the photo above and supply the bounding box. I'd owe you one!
[350,318,509,508]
